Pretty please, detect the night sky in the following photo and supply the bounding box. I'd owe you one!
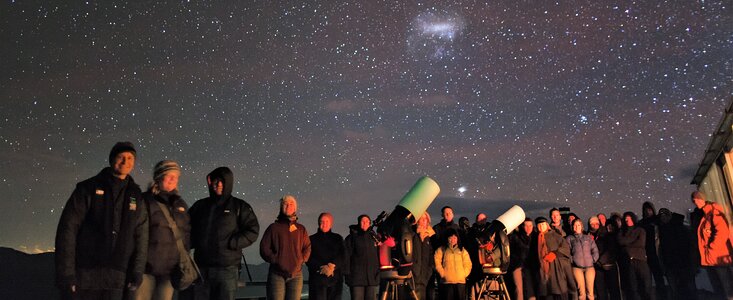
[1,1,732,261]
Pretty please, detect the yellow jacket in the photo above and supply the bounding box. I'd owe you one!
[434,244,472,284]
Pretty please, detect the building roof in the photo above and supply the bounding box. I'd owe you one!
[692,95,733,185]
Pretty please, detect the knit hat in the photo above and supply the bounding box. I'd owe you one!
[109,142,136,165]
[535,216,548,225]
[153,160,181,181]
[588,216,600,225]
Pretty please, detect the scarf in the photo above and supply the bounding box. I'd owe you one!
[417,224,436,241]
[538,232,550,274]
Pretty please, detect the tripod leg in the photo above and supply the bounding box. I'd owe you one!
[499,277,510,300]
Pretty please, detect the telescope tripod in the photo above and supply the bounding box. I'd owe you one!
[473,270,510,300]
[379,271,418,300]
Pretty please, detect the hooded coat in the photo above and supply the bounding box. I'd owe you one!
[617,213,647,261]
[528,229,571,296]
[189,167,260,268]
[55,167,148,290]
[638,202,661,264]
[658,211,693,270]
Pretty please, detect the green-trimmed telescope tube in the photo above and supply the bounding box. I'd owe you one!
[376,176,440,237]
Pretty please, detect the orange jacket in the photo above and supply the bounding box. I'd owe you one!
[697,202,733,266]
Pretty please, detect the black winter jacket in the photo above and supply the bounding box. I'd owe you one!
[306,230,345,287]
[143,191,190,276]
[344,228,380,287]
[591,229,619,266]
[411,229,434,287]
[55,168,148,289]
[432,220,459,249]
[189,167,259,268]
[508,231,532,271]
[617,226,647,261]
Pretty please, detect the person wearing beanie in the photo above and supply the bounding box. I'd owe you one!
[528,216,572,299]
[188,167,260,300]
[134,160,189,300]
[55,142,148,300]
[259,195,311,300]
[617,211,655,300]
[691,191,733,299]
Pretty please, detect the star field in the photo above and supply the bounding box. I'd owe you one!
[0,1,731,258]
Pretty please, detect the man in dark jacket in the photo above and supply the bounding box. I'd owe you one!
[657,208,696,300]
[306,212,344,300]
[55,142,149,300]
[638,201,667,299]
[589,216,621,300]
[189,167,260,300]
[260,195,311,300]
[617,212,655,300]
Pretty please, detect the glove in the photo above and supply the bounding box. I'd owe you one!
[319,264,336,277]
[326,263,336,277]
[543,252,556,263]
[127,272,143,290]
[480,242,494,251]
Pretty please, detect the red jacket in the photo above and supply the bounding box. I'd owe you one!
[697,202,732,266]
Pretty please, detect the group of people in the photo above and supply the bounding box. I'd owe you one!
[501,198,733,300]
[55,142,261,300]
[54,142,733,300]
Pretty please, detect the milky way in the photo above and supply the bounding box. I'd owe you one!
[0,1,731,259]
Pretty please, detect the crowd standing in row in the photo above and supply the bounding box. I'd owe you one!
[55,142,733,300]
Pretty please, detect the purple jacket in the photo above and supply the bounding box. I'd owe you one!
[566,233,599,268]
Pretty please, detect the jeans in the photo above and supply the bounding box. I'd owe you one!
[266,272,303,300]
[134,274,174,300]
[349,285,377,300]
[194,266,238,300]
[572,267,596,300]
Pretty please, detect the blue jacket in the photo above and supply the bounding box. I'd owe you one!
[566,233,599,268]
